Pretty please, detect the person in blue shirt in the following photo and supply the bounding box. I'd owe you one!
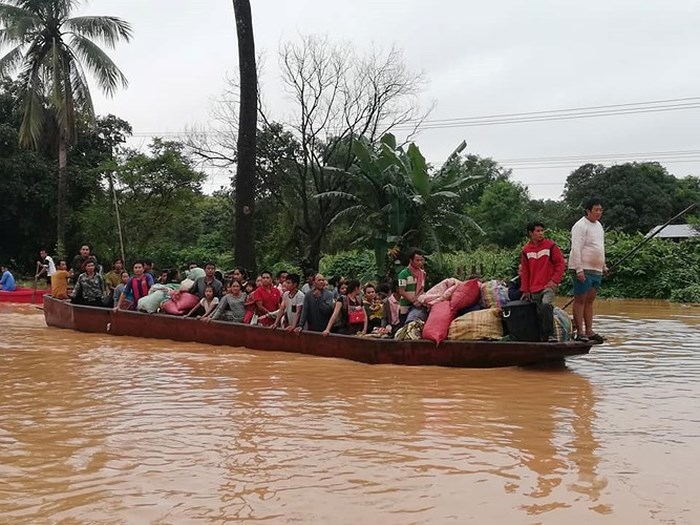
[1,264,17,291]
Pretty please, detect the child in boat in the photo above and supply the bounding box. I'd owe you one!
[243,281,257,323]
[186,285,219,319]
[205,280,247,323]
[51,260,70,300]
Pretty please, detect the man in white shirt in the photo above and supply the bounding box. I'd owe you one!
[36,249,56,286]
[272,273,305,331]
[568,198,608,344]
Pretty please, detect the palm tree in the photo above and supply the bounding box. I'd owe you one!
[231,0,257,272]
[0,0,132,256]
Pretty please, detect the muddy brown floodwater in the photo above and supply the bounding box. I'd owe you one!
[0,300,698,524]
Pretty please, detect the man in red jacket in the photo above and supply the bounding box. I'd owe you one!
[520,222,567,341]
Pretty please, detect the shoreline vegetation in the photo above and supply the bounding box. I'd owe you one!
[13,231,700,305]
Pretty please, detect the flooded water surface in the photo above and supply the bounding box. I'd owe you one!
[0,300,698,524]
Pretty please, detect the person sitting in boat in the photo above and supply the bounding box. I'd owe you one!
[188,262,223,299]
[205,280,247,323]
[112,271,131,308]
[295,273,335,333]
[143,259,158,282]
[71,260,107,307]
[0,264,17,291]
[71,245,98,284]
[104,258,124,297]
[51,260,71,300]
[115,261,154,310]
[363,283,383,332]
[276,270,289,294]
[398,248,428,326]
[323,279,368,337]
[380,281,401,336]
[520,221,566,342]
[255,271,282,326]
[243,281,257,323]
[186,285,219,319]
[271,273,304,331]
[300,268,316,295]
[227,266,248,287]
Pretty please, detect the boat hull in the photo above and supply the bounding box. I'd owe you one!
[43,295,591,368]
[0,287,49,304]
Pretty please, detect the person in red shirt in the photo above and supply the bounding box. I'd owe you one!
[520,222,566,342]
[255,271,282,326]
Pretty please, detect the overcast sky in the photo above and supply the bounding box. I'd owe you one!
[81,0,700,199]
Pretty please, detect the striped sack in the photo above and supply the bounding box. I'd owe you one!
[447,307,504,341]
[479,280,509,308]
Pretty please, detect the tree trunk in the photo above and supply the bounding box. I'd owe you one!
[232,0,257,272]
[56,136,68,258]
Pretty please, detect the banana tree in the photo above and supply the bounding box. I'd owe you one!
[319,133,483,278]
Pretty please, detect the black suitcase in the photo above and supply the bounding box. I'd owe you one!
[501,300,541,341]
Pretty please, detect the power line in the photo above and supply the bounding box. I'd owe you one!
[129,96,700,137]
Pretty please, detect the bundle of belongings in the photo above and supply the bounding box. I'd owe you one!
[408,278,572,344]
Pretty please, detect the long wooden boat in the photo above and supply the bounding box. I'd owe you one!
[0,286,49,304]
[43,295,591,368]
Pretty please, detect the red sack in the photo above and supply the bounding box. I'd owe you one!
[449,279,481,312]
[161,292,200,315]
[422,301,454,345]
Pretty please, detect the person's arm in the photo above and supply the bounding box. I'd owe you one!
[323,300,343,336]
[381,299,391,328]
[549,244,567,289]
[206,297,225,321]
[271,295,287,329]
[255,296,268,315]
[519,249,531,299]
[115,280,132,310]
[569,222,585,276]
[361,304,368,335]
[35,261,45,279]
[295,294,311,332]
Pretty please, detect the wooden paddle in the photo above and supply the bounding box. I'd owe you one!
[562,202,697,310]
[31,261,40,304]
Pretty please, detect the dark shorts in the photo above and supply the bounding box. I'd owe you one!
[572,271,602,296]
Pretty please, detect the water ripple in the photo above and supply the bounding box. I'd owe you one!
[0,301,698,523]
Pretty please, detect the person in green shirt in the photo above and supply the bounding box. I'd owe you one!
[397,248,427,326]
[104,258,124,297]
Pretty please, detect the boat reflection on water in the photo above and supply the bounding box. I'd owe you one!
[179,352,611,521]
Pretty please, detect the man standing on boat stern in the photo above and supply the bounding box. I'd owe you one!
[398,248,427,326]
[569,198,608,344]
[520,222,566,342]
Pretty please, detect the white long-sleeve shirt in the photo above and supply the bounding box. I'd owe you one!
[568,216,606,273]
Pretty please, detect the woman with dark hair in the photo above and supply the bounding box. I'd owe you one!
[323,279,367,336]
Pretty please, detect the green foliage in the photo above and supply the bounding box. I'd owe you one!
[563,162,700,233]
[320,133,481,277]
[467,179,530,247]
[319,250,378,284]
[670,285,700,304]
